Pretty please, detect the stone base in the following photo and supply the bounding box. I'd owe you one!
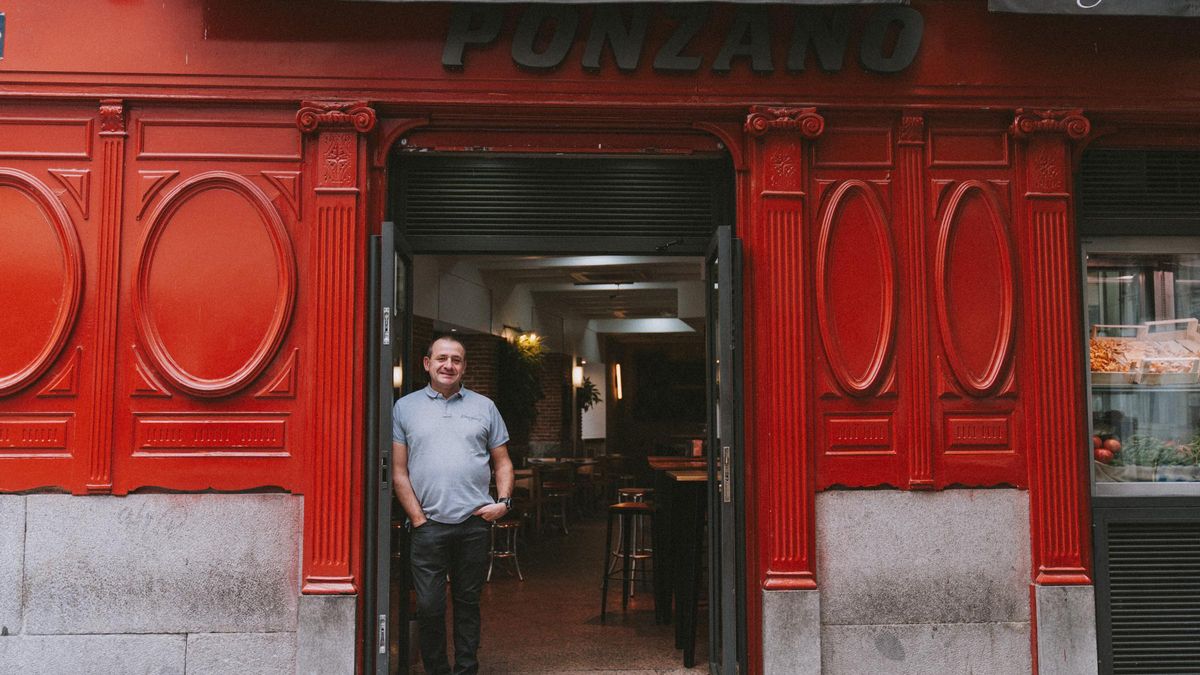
[0,494,312,675]
[822,622,1031,674]
[762,589,821,675]
[297,594,358,675]
[809,489,1033,673]
[1035,585,1099,675]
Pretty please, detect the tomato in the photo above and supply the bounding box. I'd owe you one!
[1094,448,1114,464]
[1092,435,1103,449]
[1104,438,1122,453]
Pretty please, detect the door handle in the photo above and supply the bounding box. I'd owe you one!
[721,445,731,503]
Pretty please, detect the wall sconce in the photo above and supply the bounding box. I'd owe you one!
[392,364,404,390]
[614,362,623,401]
[572,359,584,388]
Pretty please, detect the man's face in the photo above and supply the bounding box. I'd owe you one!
[424,338,466,392]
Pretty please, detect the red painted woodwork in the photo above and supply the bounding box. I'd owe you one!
[816,180,896,398]
[934,181,1016,397]
[897,113,935,489]
[811,112,904,490]
[134,172,296,398]
[0,169,82,396]
[4,2,1195,669]
[299,100,375,595]
[745,106,820,591]
[1013,109,1093,585]
[109,104,307,496]
[0,102,103,492]
[88,100,127,492]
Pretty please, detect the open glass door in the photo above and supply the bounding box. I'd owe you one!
[706,225,745,674]
[366,220,413,675]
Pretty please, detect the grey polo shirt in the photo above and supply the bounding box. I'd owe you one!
[392,385,509,525]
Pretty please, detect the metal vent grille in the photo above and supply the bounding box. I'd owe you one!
[1106,520,1200,674]
[392,154,731,254]
[1079,149,1200,234]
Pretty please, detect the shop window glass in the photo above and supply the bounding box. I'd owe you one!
[1086,239,1200,493]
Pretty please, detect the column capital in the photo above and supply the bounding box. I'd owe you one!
[745,106,825,139]
[898,112,925,146]
[1011,109,1090,141]
[99,99,126,136]
[296,100,377,134]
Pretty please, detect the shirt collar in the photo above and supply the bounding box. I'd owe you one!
[423,384,465,401]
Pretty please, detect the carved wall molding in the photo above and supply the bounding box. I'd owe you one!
[1011,108,1091,141]
[87,100,128,492]
[0,169,84,398]
[897,112,933,487]
[296,100,377,134]
[37,347,82,398]
[898,113,925,146]
[745,106,825,138]
[934,180,1016,398]
[746,108,820,591]
[99,99,126,136]
[48,169,91,219]
[134,171,297,398]
[302,101,370,594]
[815,180,897,398]
[1011,115,1092,584]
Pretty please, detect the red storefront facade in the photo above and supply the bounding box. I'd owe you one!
[2,1,1198,672]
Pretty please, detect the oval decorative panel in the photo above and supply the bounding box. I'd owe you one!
[816,180,897,397]
[135,172,296,398]
[0,170,83,397]
[935,181,1015,397]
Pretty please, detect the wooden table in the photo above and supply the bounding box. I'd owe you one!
[650,465,709,668]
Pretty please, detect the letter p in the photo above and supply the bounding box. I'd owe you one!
[443,5,503,69]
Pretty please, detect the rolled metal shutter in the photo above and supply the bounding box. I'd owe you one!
[1079,148,1200,235]
[391,153,732,254]
[1096,507,1200,674]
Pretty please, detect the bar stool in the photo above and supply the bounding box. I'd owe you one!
[608,488,655,588]
[537,464,575,535]
[487,519,524,581]
[601,501,656,623]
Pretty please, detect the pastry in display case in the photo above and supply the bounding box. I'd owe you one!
[1085,242,1200,490]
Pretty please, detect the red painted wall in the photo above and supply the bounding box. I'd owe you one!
[1,2,1195,672]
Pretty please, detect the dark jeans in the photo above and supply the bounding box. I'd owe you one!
[410,515,491,675]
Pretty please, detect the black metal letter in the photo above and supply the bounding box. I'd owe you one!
[786,8,850,72]
[582,6,650,72]
[859,6,923,74]
[442,5,503,70]
[712,7,773,74]
[653,5,709,73]
[512,5,580,71]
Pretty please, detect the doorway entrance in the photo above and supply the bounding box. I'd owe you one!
[367,151,744,674]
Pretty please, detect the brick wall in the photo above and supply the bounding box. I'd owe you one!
[530,352,570,452]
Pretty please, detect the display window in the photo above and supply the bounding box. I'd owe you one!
[1085,238,1200,494]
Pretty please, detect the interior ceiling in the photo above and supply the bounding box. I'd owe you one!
[473,255,704,320]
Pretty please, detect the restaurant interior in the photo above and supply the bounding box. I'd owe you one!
[390,252,716,672]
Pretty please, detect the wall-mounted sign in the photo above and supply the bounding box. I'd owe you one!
[990,0,1200,16]
[444,5,923,75]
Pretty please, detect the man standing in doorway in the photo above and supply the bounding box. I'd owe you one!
[392,335,514,675]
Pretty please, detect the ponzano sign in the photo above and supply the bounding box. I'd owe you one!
[443,5,924,75]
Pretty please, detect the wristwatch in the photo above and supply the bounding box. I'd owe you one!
[497,497,512,511]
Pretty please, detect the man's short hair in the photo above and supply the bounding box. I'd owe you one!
[425,334,466,358]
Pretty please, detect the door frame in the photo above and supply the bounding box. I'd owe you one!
[364,129,749,674]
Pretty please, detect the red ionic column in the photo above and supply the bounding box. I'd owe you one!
[1012,109,1092,585]
[86,99,126,494]
[745,106,823,590]
[297,100,376,594]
